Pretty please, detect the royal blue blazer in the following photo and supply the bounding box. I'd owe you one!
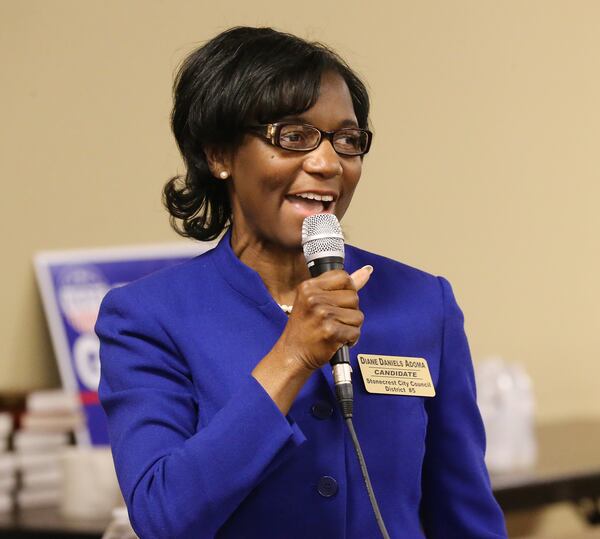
[96,230,507,538]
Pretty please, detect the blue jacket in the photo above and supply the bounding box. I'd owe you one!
[96,230,507,538]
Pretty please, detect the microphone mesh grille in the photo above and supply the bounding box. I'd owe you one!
[301,214,345,262]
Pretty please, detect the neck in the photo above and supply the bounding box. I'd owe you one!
[230,227,310,306]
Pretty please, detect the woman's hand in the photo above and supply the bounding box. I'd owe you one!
[279,265,373,373]
[252,264,373,414]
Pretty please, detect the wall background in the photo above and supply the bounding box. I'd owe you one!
[1,1,599,427]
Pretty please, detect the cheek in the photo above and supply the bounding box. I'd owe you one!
[233,154,286,195]
[336,164,362,215]
[344,163,362,196]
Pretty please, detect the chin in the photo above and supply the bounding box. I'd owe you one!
[269,226,303,252]
[282,234,304,252]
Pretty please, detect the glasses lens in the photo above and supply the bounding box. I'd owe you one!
[278,124,320,150]
[333,129,369,155]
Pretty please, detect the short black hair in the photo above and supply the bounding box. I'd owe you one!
[164,26,371,241]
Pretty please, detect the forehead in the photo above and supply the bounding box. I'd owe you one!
[284,71,357,129]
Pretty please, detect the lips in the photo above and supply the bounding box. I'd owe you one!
[285,191,336,217]
[291,192,334,203]
[286,195,326,212]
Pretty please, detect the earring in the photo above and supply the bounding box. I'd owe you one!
[219,171,230,179]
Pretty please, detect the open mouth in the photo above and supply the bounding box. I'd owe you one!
[285,192,335,214]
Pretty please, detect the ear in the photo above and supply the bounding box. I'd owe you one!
[204,146,233,179]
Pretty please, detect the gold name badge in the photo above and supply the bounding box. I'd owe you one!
[357,354,436,397]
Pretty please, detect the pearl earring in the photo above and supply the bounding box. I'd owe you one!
[219,171,229,179]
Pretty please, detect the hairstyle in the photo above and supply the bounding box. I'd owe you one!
[164,26,370,241]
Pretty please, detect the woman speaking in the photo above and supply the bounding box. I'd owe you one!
[96,26,507,538]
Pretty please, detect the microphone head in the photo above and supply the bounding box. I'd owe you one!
[301,213,345,264]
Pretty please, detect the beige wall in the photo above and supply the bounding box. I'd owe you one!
[1,1,599,424]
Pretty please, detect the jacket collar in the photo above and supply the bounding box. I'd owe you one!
[211,228,281,312]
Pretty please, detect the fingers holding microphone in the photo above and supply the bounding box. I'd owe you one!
[282,265,373,372]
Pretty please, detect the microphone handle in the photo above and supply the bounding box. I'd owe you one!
[307,256,351,368]
[307,256,344,277]
[307,256,353,417]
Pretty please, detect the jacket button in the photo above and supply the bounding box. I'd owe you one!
[317,476,338,498]
[311,400,334,420]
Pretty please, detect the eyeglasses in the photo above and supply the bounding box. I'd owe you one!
[247,122,373,156]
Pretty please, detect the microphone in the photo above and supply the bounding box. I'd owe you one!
[301,214,353,419]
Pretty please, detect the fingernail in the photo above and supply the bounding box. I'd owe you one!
[363,265,374,275]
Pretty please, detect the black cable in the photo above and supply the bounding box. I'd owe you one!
[335,383,390,539]
[341,409,391,539]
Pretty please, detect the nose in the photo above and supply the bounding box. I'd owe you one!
[302,139,343,179]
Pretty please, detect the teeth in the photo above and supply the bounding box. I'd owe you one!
[295,193,334,202]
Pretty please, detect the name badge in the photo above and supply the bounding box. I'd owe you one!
[357,354,435,397]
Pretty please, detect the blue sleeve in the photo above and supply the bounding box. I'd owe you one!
[420,277,507,538]
[95,286,306,539]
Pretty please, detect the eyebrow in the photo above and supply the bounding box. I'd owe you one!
[278,116,359,129]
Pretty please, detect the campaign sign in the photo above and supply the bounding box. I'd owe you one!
[34,241,215,445]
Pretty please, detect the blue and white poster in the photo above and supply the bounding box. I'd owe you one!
[34,241,215,445]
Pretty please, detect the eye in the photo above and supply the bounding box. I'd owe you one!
[334,129,363,151]
[278,125,319,149]
[339,134,360,146]
[281,131,307,143]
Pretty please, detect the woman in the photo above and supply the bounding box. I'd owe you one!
[96,27,507,538]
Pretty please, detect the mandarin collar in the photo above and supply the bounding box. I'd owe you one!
[210,228,280,310]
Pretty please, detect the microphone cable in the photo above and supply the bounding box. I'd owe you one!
[339,395,391,539]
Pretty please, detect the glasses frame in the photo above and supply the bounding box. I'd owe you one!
[247,122,373,156]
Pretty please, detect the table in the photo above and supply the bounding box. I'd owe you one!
[491,420,600,522]
[0,506,107,538]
